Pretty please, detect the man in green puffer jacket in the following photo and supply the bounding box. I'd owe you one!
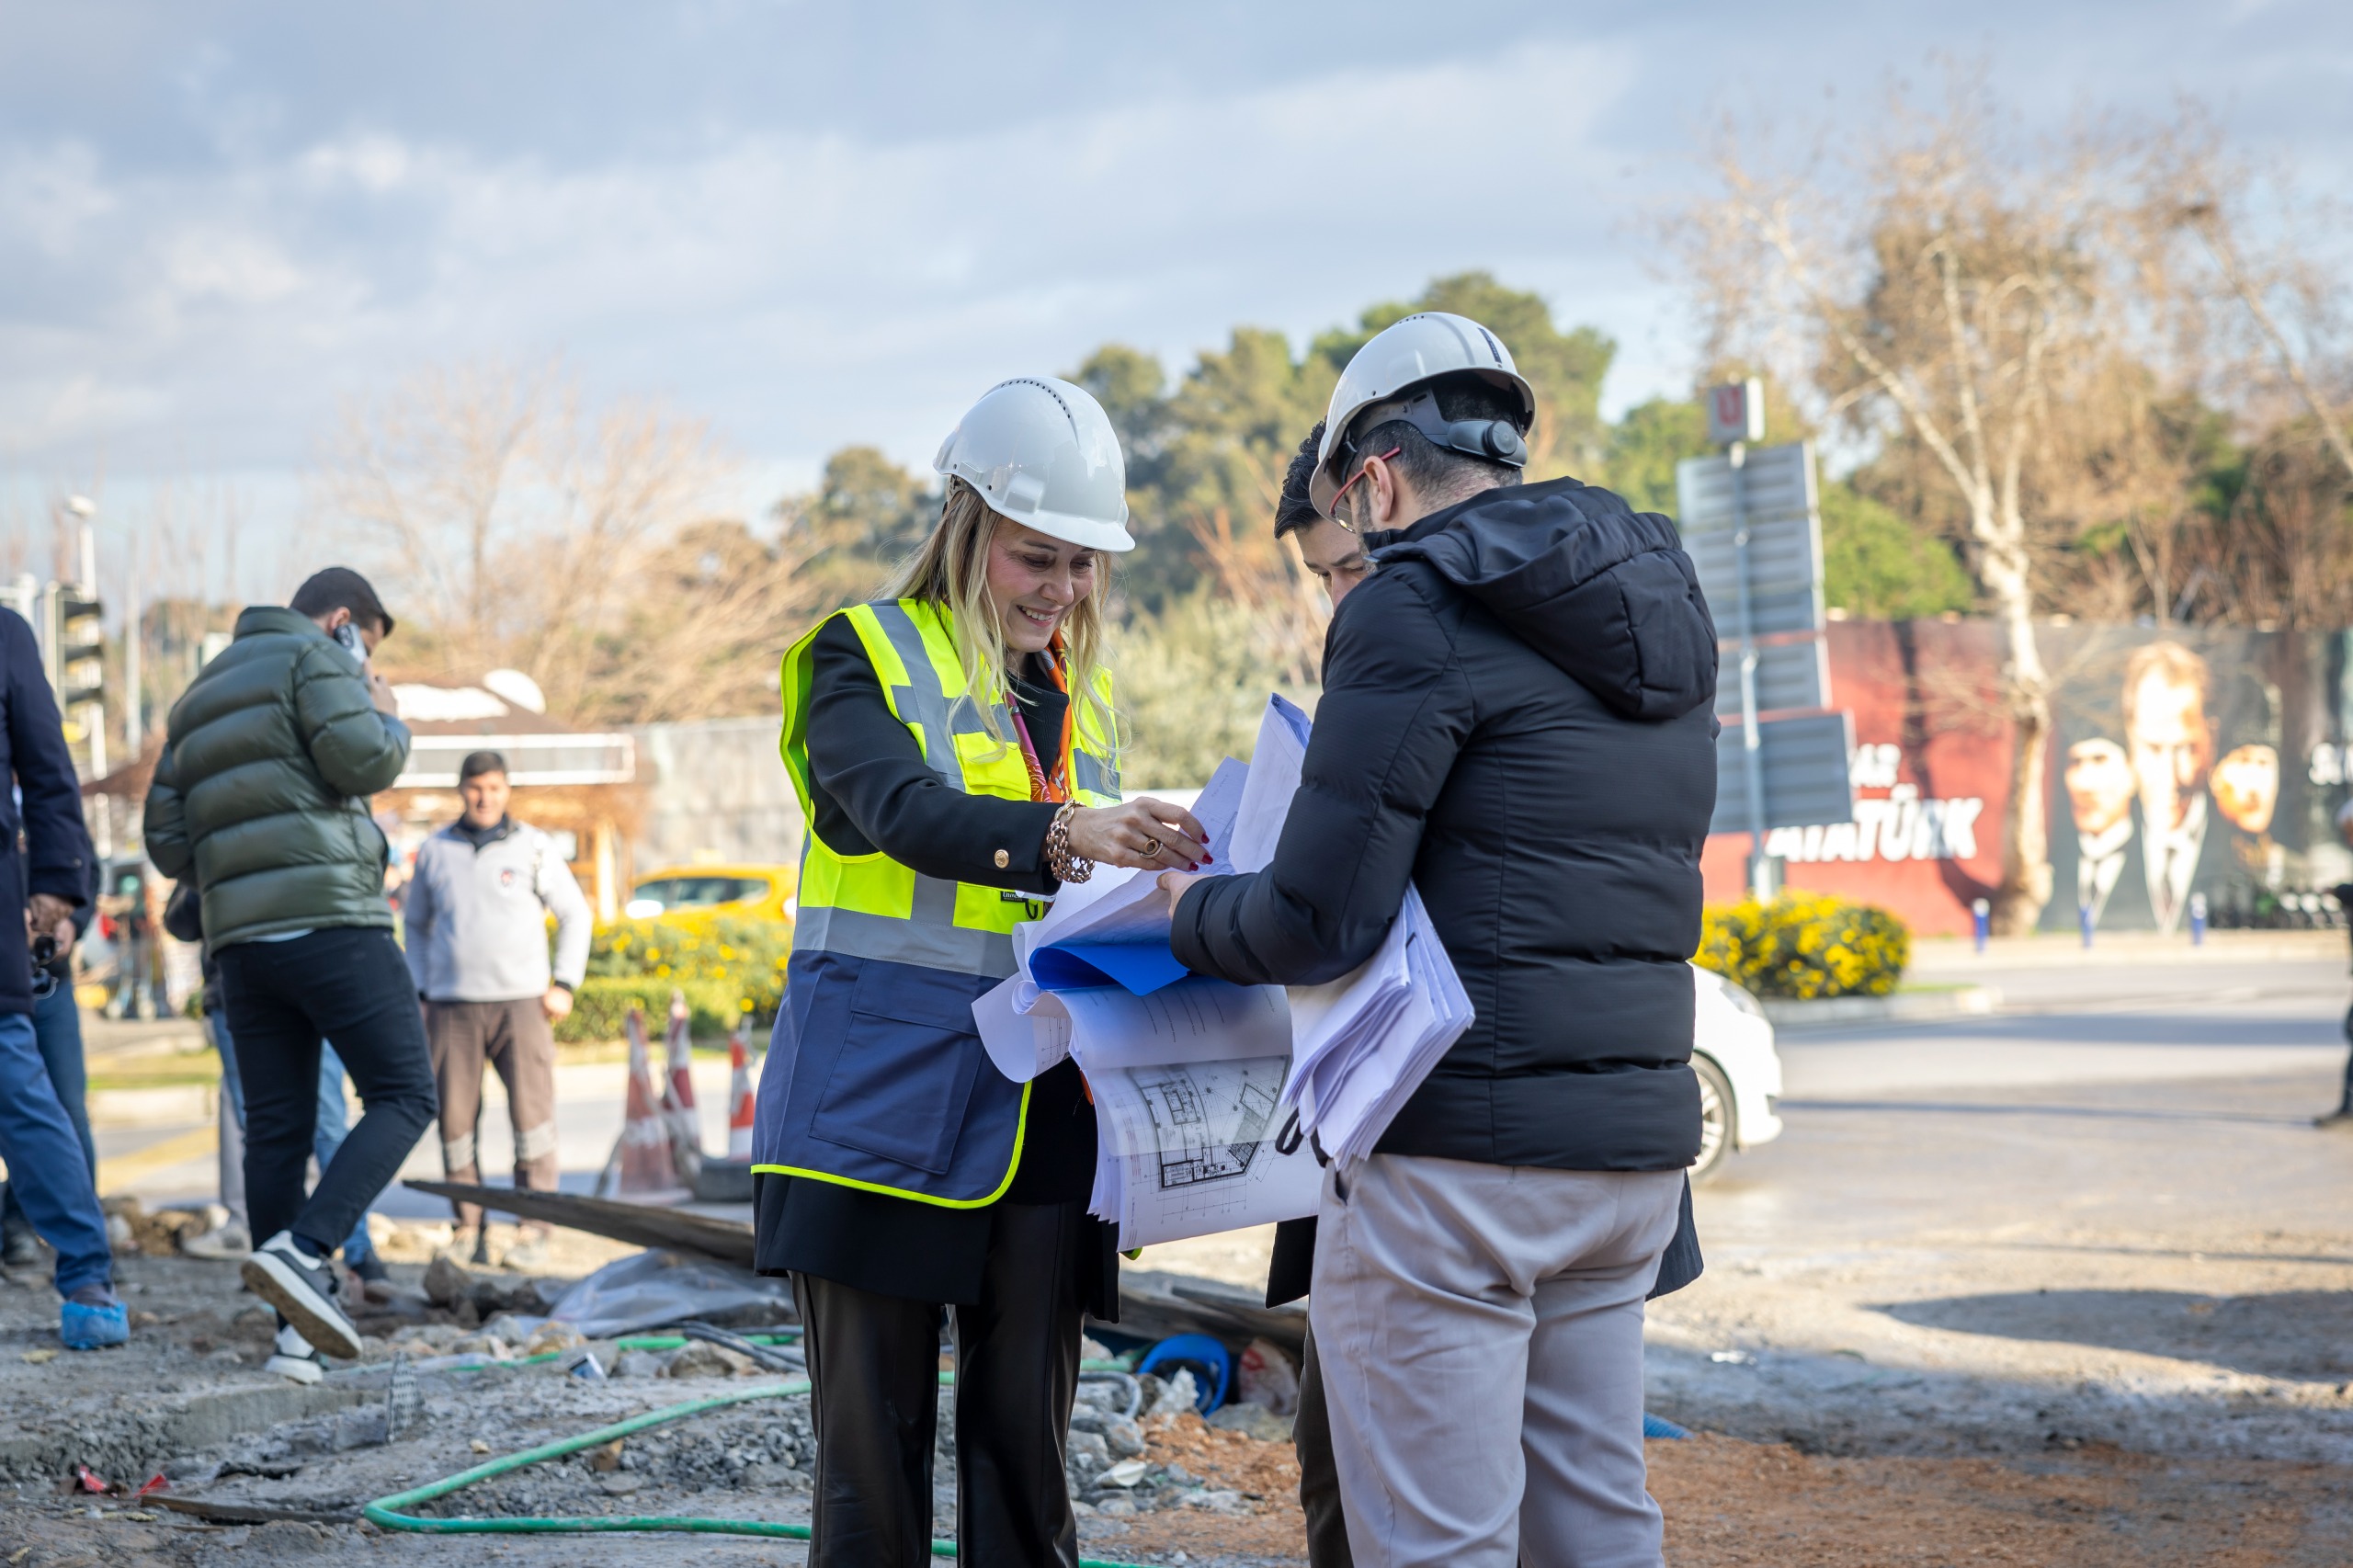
[144,568,438,1381]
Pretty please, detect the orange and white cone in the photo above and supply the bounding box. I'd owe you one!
[615,1006,686,1200]
[726,1013,756,1160]
[660,989,704,1184]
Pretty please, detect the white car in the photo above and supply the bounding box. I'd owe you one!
[1689,963,1784,1182]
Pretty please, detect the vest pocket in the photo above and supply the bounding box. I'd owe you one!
[810,967,986,1175]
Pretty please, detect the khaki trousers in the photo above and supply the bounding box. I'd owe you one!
[426,998,560,1229]
[1312,1154,1683,1568]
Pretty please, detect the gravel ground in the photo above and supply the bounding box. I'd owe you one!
[17,964,2353,1566]
[0,1247,1312,1568]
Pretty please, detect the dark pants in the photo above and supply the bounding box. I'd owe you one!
[0,983,96,1236]
[215,927,438,1256]
[1295,1325,1355,1568]
[792,1200,1091,1568]
[211,1015,375,1260]
[2339,1004,2353,1110]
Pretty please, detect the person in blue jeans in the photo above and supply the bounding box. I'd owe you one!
[1,856,107,1268]
[0,605,124,1350]
[0,980,99,1267]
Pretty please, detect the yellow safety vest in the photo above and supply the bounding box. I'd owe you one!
[752,597,1121,1206]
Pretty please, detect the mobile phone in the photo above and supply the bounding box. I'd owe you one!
[335,621,364,657]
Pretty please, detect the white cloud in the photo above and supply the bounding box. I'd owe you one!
[0,1,2347,542]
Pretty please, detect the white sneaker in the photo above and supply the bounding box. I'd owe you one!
[182,1221,253,1261]
[498,1233,553,1272]
[241,1232,364,1359]
[264,1323,324,1384]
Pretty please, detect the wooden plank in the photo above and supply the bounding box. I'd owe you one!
[406,1180,1307,1351]
[403,1180,758,1267]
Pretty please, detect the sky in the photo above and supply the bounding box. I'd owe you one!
[1,0,2348,599]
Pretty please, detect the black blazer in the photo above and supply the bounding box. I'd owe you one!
[0,609,92,1015]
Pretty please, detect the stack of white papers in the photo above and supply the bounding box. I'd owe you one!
[1282,884,1472,1165]
[967,694,1471,1248]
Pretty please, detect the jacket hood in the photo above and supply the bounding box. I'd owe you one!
[1370,477,1719,721]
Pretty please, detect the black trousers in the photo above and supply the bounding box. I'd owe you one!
[1295,1325,1355,1568]
[2338,1003,2353,1109]
[215,927,438,1255]
[792,1200,1091,1568]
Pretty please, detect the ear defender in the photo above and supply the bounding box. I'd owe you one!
[1444,417,1528,467]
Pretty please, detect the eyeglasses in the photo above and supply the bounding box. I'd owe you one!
[1325,446,1403,534]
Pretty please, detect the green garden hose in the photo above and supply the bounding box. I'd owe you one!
[364,1371,1161,1568]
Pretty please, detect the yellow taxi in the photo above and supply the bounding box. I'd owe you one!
[623,863,798,929]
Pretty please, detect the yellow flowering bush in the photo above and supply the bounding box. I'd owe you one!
[557,915,789,1043]
[1695,893,1910,1001]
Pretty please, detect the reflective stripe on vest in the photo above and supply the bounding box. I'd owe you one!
[752,597,1120,1206]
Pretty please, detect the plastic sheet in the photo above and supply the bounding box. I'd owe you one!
[546,1249,794,1339]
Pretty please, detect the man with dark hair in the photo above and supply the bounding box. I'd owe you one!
[1165,312,1717,1567]
[1275,418,1373,605]
[404,748,591,1270]
[286,565,396,639]
[145,567,438,1382]
[0,606,120,1350]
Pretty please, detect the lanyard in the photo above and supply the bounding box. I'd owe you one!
[1005,650,1074,804]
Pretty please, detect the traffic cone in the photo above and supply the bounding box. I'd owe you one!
[660,990,704,1185]
[726,1012,756,1160]
[614,1006,688,1201]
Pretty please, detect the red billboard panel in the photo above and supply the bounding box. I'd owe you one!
[1701,621,2353,937]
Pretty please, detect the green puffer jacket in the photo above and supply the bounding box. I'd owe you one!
[144,606,412,948]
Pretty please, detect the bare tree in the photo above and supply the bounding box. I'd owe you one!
[1674,79,2149,929]
[2174,200,2353,485]
[315,359,735,716]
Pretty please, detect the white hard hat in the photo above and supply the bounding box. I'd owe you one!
[934,376,1133,552]
[1311,312,1537,517]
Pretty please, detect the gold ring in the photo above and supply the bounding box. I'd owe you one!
[1141,835,1163,858]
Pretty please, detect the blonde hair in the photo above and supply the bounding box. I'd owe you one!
[879,479,1118,757]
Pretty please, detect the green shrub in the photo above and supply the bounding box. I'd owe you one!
[557,977,744,1045]
[559,914,789,1042]
[1695,892,1910,1001]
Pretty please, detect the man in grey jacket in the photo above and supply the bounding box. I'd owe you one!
[404,750,591,1269]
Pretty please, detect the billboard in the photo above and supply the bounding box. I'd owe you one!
[1699,621,2353,936]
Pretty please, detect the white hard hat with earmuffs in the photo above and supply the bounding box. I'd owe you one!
[1311,311,1538,519]
[934,375,1134,552]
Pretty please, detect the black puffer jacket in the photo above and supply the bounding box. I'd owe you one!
[1171,477,1719,1172]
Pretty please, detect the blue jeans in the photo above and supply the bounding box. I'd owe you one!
[210,1013,374,1263]
[0,1010,111,1297]
[0,983,97,1234]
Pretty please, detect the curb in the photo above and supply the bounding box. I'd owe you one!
[1761,985,2000,1028]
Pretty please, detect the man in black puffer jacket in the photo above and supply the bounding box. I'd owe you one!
[1165,313,1717,1568]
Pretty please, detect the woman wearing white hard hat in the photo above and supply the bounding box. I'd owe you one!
[750,375,1207,1565]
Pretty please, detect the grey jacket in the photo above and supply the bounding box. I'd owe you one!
[146,606,410,948]
[403,818,592,1002]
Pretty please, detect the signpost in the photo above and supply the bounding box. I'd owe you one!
[1677,384,1854,899]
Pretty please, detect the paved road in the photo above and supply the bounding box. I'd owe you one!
[93,954,2353,1236]
[1699,953,2353,1267]
[1776,958,2348,1100]
[1655,954,2353,1467]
